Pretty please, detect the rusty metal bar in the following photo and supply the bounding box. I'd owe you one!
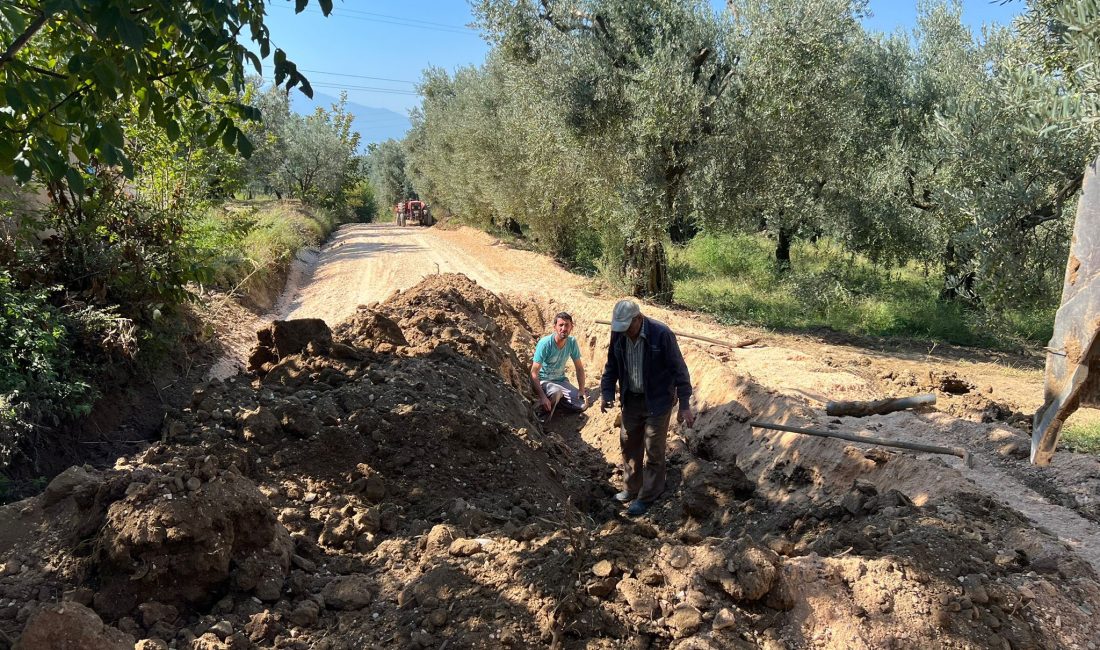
[749,420,973,468]
[595,320,758,349]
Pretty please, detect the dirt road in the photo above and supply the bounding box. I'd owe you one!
[282,222,1100,573]
[7,222,1100,648]
[281,223,561,324]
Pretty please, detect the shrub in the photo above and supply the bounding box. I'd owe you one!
[346,181,378,222]
[0,272,95,467]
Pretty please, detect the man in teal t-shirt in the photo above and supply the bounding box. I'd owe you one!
[530,312,587,417]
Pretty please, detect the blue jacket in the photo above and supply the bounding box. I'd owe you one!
[600,317,692,415]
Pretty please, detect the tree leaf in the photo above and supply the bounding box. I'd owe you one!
[65,167,85,196]
[101,119,125,148]
[116,15,145,48]
[222,124,237,151]
[245,51,262,74]
[237,130,254,158]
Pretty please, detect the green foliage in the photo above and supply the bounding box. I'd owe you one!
[125,92,248,212]
[347,180,379,222]
[0,271,96,468]
[22,169,212,317]
[366,139,416,212]
[185,200,351,292]
[670,233,1054,347]
[1014,0,1100,135]
[1060,420,1100,455]
[242,80,293,198]
[0,0,331,186]
[242,88,364,207]
[276,95,362,206]
[407,0,1096,331]
[405,0,740,299]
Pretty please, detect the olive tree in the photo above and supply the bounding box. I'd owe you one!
[896,2,1094,305]
[0,0,331,188]
[275,95,362,206]
[475,0,738,301]
[366,139,415,213]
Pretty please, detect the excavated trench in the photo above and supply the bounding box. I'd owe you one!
[1,274,1098,650]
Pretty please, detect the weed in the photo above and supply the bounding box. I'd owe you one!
[670,233,1057,348]
[1061,411,1100,456]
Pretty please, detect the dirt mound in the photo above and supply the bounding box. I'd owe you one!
[91,465,293,619]
[1,274,1099,649]
[248,318,333,375]
[15,602,133,650]
[878,367,1032,426]
[334,273,541,395]
[332,308,408,352]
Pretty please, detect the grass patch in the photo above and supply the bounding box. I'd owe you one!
[670,233,1056,349]
[1061,411,1100,455]
[1061,423,1100,455]
[186,199,353,292]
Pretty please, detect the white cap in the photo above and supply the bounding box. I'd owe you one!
[610,299,641,332]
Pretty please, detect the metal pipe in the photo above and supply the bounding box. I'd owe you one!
[594,320,758,349]
[826,393,936,417]
[749,420,973,468]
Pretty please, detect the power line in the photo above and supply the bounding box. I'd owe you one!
[309,82,420,96]
[300,68,417,85]
[336,7,477,32]
[271,4,480,36]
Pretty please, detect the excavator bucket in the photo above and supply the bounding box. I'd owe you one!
[1033,155,1100,465]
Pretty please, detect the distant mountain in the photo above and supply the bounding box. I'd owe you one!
[289,90,411,150]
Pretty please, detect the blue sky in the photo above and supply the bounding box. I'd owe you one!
[261,1,1023,124]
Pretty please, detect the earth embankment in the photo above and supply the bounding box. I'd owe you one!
[2,222,1100,648]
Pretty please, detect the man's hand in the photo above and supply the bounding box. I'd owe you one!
[678,408,696,428]
[539,396,552,413]
[600,398,613,413]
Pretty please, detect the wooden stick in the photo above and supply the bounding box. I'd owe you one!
[544,391,563,423]
[749,420,973,468]
[826,393,936,417]
[595,320,759,349]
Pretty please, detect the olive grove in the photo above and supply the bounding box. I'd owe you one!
[403,0,1099,312]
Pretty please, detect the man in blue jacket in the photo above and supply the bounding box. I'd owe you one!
[600,299,695,516]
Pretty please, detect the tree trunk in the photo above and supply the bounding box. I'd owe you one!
[668,211,697,244]
[775,225,793,272]
[940,242,977,302]
[622,238,673,303]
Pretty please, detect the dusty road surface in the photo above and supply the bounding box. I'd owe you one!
[281,223,567,324]
[5,220,1100,649]
[283,223,1100,570]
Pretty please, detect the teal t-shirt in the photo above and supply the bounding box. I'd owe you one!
[534,334,581,383]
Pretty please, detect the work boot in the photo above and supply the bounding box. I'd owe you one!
[613,491,635,503]
[625,501,651,517]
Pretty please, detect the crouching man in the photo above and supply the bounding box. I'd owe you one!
[531,312,587,418]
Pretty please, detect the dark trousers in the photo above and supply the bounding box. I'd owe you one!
[620,392,673,504]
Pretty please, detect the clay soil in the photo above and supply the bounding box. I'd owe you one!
[2,223,1100,649]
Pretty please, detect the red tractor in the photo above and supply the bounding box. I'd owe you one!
[394,199,433,227]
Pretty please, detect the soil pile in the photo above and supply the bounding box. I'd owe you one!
[877,368,1032,428]
[336,273,540,398]
[0,273,1098,649]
